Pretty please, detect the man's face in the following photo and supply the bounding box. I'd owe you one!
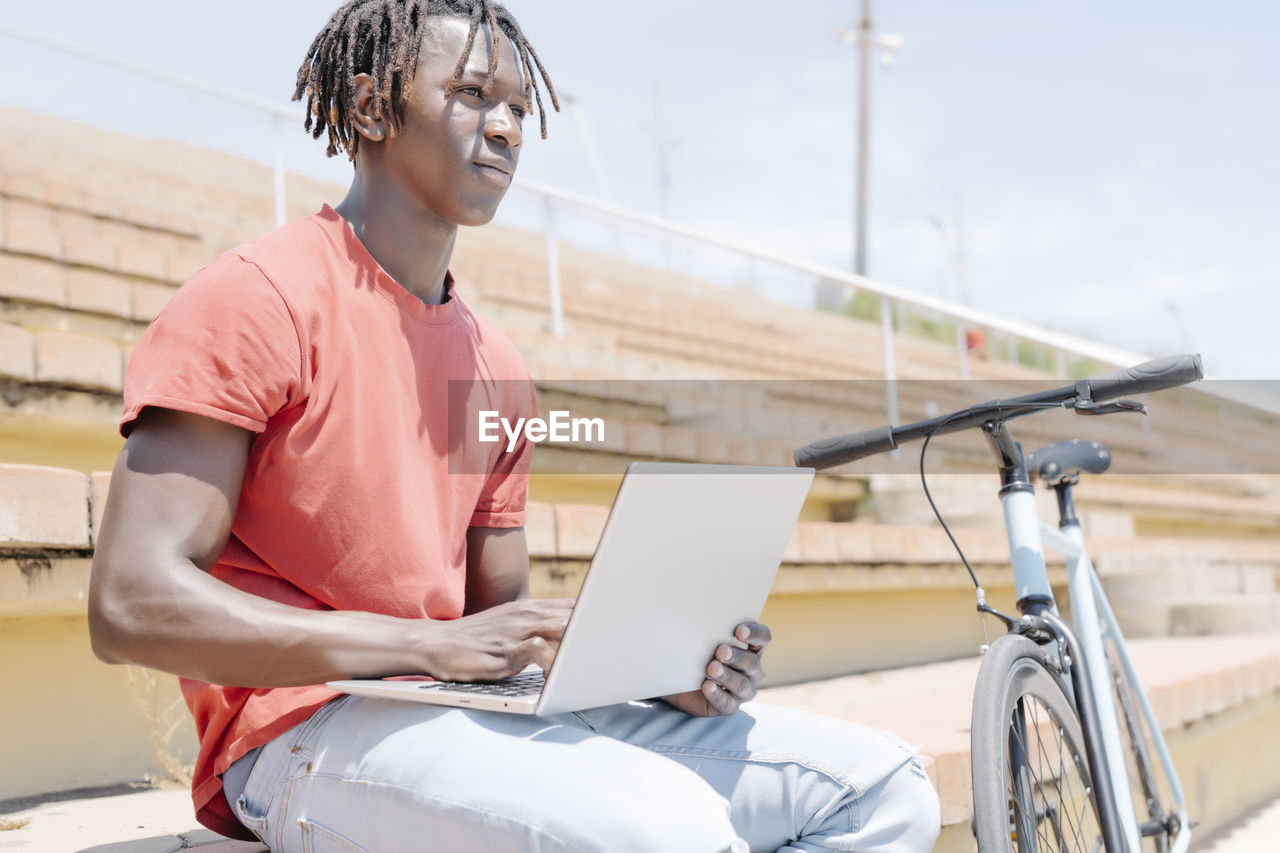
[374,16,527,227]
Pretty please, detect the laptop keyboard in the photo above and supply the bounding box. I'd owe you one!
[424,670,545,697]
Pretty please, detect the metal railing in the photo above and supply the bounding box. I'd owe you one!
[2,22,1273,422]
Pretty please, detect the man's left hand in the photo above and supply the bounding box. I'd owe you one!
[661,622,771,717]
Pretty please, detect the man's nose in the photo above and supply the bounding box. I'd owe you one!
[485,104,523,150]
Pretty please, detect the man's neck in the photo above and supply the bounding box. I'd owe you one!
[334,171,456,306]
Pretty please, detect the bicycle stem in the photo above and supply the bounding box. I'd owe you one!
[980,420,1030,497]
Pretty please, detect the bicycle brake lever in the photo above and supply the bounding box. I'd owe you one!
[1072,398,1147,416]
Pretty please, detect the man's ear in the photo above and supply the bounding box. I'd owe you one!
[350,73,388,143]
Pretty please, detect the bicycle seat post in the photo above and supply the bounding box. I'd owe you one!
[1051,475,1081,530]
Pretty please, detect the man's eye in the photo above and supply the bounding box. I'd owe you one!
[510,105,526,120]
[456,86,483,98]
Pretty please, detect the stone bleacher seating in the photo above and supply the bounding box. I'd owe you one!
[3,466,1280,846]
[2,105,1279,848]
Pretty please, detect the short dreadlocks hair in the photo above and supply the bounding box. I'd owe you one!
[294,0,558,159]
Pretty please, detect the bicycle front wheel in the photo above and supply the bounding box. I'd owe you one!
[972,634,1103,853]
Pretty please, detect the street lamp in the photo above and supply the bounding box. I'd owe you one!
[836,2,903,424]
[835,1,902,277]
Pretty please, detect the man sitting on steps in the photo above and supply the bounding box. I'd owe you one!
[88,1,940,849]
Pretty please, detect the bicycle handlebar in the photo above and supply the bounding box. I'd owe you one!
[793,354,1203,471]
[792,426,898,470]
[1077,353,1203,402]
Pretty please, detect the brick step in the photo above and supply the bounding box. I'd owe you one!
[1,250,177,330]
[0,195,212,285]
[5,466,1273,610]
[0,109,343,248]
[0,321,126,393]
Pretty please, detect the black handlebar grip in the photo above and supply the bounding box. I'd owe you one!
[1083,353,1203,403]
[794,425,898,470]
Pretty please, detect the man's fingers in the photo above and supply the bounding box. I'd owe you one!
[534,613,571,641]
[517,598,574,640]
[715,645,766,684]
[522,635,556,671]
[700,679,739,715]
[707,659,756,703]
[735,621,772,651]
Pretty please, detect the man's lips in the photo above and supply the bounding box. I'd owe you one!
[474,161,512,184]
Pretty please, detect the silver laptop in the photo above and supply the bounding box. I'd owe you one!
[327,462,814,716]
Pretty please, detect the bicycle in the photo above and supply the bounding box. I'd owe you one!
[794,354,1204,853]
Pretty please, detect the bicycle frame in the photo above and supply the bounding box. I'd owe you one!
[1000,472,1191,853]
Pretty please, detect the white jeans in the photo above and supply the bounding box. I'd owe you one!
[227,695,940,852]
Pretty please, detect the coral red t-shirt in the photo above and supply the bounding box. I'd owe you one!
[121,205,536,839]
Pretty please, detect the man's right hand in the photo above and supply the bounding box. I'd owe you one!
[419,597,574,681]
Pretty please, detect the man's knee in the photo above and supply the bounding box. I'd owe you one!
[785,716,940,850]
[864,745,941,851]
[548,760,747,853]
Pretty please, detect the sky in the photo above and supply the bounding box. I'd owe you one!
[1,1,1277,378]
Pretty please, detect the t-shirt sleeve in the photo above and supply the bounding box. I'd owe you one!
[121,253,304,437]
[469,374,538,528]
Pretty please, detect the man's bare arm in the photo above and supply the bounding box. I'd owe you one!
[464,526,533,615]
[88,408,571,687]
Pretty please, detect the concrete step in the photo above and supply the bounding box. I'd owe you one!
[1169,595,1280,636]
[1,250,175,334]
[759,632,1280,851]
[1194,793,1280,852]
[0,787,266,852]
[1102,566,1278,607]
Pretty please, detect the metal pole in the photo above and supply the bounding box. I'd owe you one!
[543,197,565,339]
[955,323,971,379]
[854,0,896,423]
[880,299,899,425]
[652,73,673,221]
[647,74,676,269]
[562,93,623,255]
[933,196,973,378]
[563,96,614,204]
[855,0,872,278]
[953,193,972,377]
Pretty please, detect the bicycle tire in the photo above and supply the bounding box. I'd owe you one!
[1104,637,1171,853]
[972,634,1104,853]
